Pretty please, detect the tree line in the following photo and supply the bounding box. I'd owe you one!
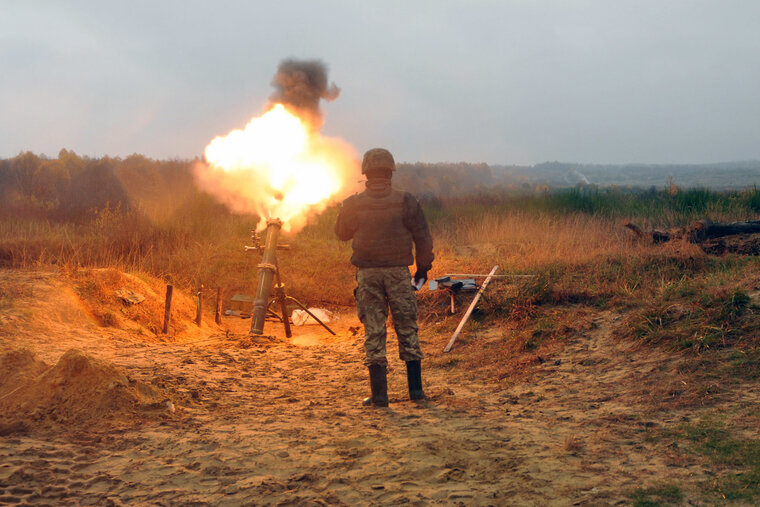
[0,150,199,221]
[0,151,503,221]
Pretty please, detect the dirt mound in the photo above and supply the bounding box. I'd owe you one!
[0,349,48,398]
[0,348,170,434]
[67,267,200,336]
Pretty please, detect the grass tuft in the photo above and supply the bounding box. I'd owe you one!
[629,484,684,506]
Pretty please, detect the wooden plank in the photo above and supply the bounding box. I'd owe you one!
[444,265,499,353]
[162,284,173,334]
[195,285,203,327]
[689,220,760,242]
[215,287,223,325]
[624,219,760,245]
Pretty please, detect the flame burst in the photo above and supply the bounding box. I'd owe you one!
[195,104,358,232]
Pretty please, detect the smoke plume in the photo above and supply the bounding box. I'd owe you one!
[566,168,591,185]
[269,59,340,125]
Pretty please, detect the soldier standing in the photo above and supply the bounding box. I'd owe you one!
[335,148,434,407]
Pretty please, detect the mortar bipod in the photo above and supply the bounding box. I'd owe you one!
[264,261,336,338]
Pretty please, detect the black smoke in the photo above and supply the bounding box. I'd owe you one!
[269,59,340,123]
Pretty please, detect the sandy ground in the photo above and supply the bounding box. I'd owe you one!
[0,270,755,505]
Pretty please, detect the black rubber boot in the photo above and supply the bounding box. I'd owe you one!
[362,364,389,407]
[406,360,425,400]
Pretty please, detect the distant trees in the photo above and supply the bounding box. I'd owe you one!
[1,153,509,220]
[395,162,494,197]
[9,151,42,199]
[0,150,194,221]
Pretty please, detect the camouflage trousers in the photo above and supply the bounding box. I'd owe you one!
[355,266,424,367]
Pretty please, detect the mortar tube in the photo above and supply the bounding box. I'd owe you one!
[250,218,283,335]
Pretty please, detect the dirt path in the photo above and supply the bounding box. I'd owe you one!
[0,271,746,505]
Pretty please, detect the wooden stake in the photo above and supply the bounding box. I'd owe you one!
[195,285,203,327]
[215,287,222,325]
[162,284,173,334]
[444,265,499,353]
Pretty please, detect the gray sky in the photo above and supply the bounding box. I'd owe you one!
[2,1,759,165]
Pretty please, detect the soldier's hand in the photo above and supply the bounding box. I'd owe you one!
[412,269,428,291]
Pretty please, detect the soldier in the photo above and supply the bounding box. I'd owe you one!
[335,148,434,407]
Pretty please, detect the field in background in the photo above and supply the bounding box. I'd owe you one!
[3,152,760,320]
[4,178,760,299]
[4,150,760,291]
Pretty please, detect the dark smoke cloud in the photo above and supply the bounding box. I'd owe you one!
[269,59,340,123]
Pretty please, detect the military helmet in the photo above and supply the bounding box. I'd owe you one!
[361,148,396,175]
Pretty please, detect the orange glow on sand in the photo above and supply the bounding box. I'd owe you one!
[195,104,358,232]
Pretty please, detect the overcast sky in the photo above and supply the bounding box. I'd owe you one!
[2,1,759,165]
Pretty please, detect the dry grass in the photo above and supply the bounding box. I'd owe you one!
[563,434,586,454]
[432,211,637,272]
[3,189,760,354]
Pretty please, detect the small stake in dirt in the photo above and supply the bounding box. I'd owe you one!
[215,287,222,325]
[163,284,173,334]
[444,265,499,353]
[195,285,203,327]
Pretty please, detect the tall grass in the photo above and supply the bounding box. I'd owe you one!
[2,185,760,308]
[432,211,635,271]
[427,186,760,228]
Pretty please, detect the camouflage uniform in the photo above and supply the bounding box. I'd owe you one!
[356,266,423,367]
[335,157,434,368]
